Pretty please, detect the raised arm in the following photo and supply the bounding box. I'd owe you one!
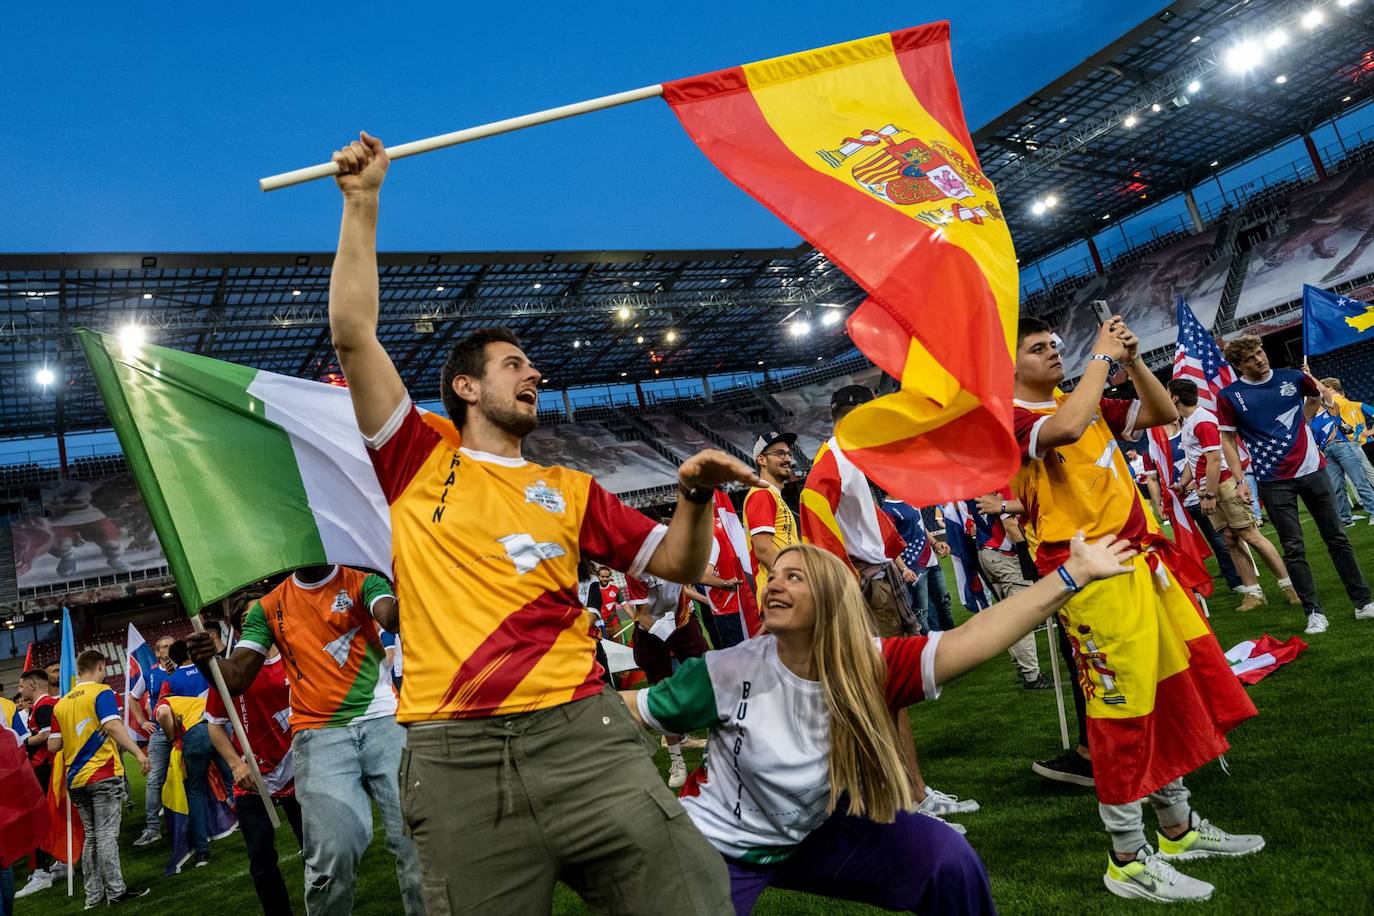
[1035,321,1128,450]
[645,453,761,583]
[329,132,408,439]
[1116,321,1178,430]
[932,535,1136,685]
[188,634,265,696]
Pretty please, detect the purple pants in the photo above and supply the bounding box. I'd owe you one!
[725,810,996,915]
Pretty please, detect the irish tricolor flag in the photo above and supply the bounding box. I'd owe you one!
[77,329,391,611]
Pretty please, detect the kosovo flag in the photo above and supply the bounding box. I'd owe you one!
[1303,285,1374,356]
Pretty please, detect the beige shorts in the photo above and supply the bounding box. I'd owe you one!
[1206,477,1257,530]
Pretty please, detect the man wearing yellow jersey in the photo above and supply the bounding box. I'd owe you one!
[1013,317,1261,904]
[1318,377,1374,523]
[48,650,150,907]
[744,430,800,610]
[190,565,421,915]
[327,132,760,915]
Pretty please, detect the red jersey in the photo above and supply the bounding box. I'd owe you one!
[27,694,59,766]
[204,656,295,797]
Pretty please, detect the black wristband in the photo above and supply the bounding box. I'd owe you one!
[678,484,712,504]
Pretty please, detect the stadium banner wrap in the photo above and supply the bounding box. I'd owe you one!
[1236,158,1374,320]
[663,21,1019,505]
[77,329,393,612]
[10,475,168,589]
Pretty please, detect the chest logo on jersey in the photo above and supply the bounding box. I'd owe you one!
[323,626,359,668]
[330,590,354,614]
[498,533,567,574]
[525,481,566,514]
[1279,381,1297,397]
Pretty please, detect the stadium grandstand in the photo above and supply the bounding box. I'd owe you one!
[3,0,1373,699]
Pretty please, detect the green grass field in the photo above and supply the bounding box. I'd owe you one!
[14,516,1374,915]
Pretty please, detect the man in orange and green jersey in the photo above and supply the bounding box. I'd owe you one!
[189,565,422,916]
[326,130,760,916]
[48,649,150,907]
[744,430,800,624]
[1011,317,1261,904]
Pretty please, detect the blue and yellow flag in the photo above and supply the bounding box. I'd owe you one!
[1303,284,1374,357]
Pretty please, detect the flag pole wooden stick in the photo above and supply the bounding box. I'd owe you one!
[259,83,665,192]
[189,613,280,829]
[1046,618,1070,751]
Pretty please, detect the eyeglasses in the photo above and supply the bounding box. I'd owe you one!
[760,448,792,458]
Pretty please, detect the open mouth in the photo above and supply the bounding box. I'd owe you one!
[516,390,537,406]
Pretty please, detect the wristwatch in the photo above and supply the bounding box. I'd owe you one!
[678,483,712,504]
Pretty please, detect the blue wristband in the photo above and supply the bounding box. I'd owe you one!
[1056,565,1082,593]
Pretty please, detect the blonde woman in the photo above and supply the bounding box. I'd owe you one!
[621,536,1137,915]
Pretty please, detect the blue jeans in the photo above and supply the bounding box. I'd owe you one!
[293,715,424,916]
[904,576,930,635]
[143,730,170,832]
[924,565,956,631]
[182,722,232,855]
[1245,472,1263,520]
[1324,440,1374,525]
[1,865,13,916]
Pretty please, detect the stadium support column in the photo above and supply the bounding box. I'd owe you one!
[701,374,713,404]
[635,382,647,411]
[1183,190,1204,233]
[1086,236,1104,276]
[55,384,69,475]
[562,389,575,424]
[1302,133,1328,181]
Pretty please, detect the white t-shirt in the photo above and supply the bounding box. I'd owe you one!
[636,632,941,863]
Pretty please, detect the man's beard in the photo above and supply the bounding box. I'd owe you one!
[480,391,539,438]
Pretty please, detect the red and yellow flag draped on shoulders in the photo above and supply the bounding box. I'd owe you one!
[664,22,1019,506]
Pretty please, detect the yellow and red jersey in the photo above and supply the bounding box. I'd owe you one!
[366,399,666,723]
[742,483,799,596]
[51,682,123,789]
[154,694,207,742]
[240,566,396,733]
[1012,396,1156,574]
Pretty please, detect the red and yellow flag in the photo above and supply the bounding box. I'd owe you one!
[664,22,1019,506]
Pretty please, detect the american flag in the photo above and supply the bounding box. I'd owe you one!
[1172,296,1235,412]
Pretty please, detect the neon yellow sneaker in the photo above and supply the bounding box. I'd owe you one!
[1104,846,1214,903]
[1157,814,1265,861]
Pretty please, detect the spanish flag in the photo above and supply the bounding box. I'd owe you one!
[665,22,1019,505]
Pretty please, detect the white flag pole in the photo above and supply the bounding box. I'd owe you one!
[1046,618,1070,751]
[189,613,280,829]
[65,791,73,896]
[259,83,664,192]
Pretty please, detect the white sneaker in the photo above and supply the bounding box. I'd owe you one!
[1104,846,1214,903]
[1355,604,1374,621]
[918,787,980,816]
[667,759,687,789]
[1305,613,1330,634]
[15,869,54,898]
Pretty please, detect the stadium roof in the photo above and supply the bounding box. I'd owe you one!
[975,0,1374,264]
[0,247,863,437]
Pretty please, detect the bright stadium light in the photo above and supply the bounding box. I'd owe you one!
[1058,116,1068,123]
[1264,28,1289,49]
[142,292,153,300]
[616,305,631,320]
[664,330,678,343]
[573,340,581,349]
[1032,201,1047,216]
[1275,74,1288,84]
[1301,8,1324,28]
[1190,35,1202,43]
[636,335,644,344]
[820,310,842,327]
[35,367,55,387]
[1187,80,1202,93]
[1224,40,1262,73]
[118,324,147,355]
[1123,114,1139,128]
[789,319,812,338]
[1337,0,1356,7]
[1044,194,1059,208]
[1151,103,1162,113]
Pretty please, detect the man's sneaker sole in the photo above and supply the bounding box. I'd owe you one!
[1157,837,1266,862]
[1030,760,1094,788]
[1103,873,1213,903]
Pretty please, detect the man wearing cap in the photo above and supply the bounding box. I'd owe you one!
[742,431,801,615]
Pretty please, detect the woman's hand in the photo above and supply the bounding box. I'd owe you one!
[1062,533,1137,585]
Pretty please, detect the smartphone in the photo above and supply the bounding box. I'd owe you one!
[1091,299,1114,325]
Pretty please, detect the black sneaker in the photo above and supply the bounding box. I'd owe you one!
[1030,749,1094,787]
[108,886,153,904]
[194,851,211,868]
[1022,674,1053,690]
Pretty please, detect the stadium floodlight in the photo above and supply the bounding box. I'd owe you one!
[665,330,678,343]
[1123,114,1139,128]
[1187,80,1202,93]
[532,282,542,289]
[789,319,812,338]
[820,310,843,327]
[1301,8,1324,27]
[616,305,631,320]
[1224,40,1262,73]
[118,323,147,355]
[636,335,644,343]
[1057,116,1068,123]
[1151,103,1162,112]
[1031,201,1047,216]
[1275,74,1288,84]
[435,285,445,292]
[1264,28,1289,49]
[1044,194,1059,208]
[1337,0,1355,7]
[573,340,581,349]
[142,292,153,300]
[35,367,55,387]
[1210,160,1220,167]
[1190,35,1201,43]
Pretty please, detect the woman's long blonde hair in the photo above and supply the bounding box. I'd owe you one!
[775,544,914,822]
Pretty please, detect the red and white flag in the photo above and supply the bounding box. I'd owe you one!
[1225,634,1308,685]
[713,489,761,636]
[1146,425,1214,596]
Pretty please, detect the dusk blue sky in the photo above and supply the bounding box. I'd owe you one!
[5,1,1169,254]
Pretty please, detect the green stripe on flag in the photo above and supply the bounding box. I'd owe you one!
[78,329,327,612]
